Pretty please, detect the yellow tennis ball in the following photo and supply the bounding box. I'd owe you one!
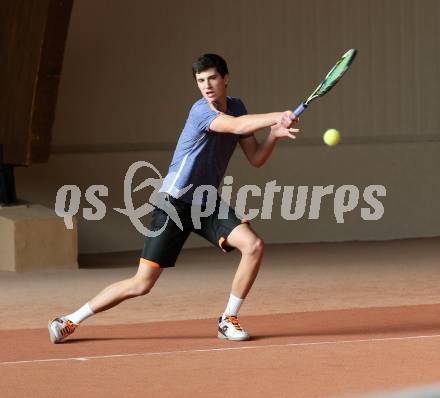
[323,128,341,146]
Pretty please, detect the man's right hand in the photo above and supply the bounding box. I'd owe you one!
[278,110,299,128]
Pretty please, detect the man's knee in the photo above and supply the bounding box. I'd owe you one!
[129,266,162,297]
[129,277,155,297]
[241,237,265,257]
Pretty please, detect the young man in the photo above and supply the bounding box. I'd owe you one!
[48,54,299,343]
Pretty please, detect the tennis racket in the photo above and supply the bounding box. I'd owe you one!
[290,48,357,119]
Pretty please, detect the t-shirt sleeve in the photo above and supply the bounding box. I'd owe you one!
[236,99,254,140]
[190,102,221,132]
[237,99,248,116]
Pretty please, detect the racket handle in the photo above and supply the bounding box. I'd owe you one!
[291,102,307,119]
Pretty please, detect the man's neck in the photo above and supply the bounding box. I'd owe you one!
[214,96,228,112]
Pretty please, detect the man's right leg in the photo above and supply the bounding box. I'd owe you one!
[49,201,191,344]
[48,264,162,343]
[88,262,162,313]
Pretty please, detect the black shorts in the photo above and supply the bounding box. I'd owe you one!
[140,195,248,268]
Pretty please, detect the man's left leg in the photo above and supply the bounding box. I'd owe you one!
[218,223,264,341]
[225,223,264,299]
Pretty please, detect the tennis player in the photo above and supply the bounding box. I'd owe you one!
[48,53,299,343]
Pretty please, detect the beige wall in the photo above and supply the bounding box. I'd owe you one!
[16,0,440,253]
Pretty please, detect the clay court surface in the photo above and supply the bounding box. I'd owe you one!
[2,238,440,398]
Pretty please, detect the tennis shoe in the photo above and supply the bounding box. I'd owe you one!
[48,317,78,344]
[217,313,250,341]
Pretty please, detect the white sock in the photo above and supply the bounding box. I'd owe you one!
[63,303,95,324]
[224,294,244,317]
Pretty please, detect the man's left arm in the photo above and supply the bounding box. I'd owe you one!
[239,120,300,168]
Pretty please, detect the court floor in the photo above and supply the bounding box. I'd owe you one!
[1,238,440,397]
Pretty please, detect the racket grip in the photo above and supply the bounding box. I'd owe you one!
[291,102,307,119]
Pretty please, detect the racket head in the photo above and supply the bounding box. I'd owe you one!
[305,48,357,105]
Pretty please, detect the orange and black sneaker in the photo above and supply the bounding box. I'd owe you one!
[218,313,250,341]
[48,318,79,344]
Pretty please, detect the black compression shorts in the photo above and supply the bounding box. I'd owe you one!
[140,195,248,268]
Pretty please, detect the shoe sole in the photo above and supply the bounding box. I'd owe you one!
[217,331,251,341]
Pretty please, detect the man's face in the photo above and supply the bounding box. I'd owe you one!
[195,67,229,102]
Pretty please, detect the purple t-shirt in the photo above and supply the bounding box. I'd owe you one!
[160,96,250,204]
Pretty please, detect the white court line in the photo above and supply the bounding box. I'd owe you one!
[2,333,440,366]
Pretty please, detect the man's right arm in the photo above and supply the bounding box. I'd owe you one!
[210,112,292,135]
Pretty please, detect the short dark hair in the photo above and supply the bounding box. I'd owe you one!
[192,54,229,79]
